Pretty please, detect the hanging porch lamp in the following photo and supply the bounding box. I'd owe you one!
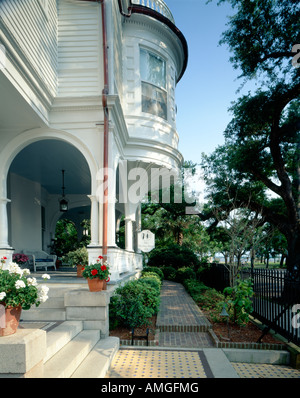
[59,169,68,212]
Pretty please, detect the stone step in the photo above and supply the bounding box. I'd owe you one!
[41,284,86,298]
[158,324,211,332]
[71,336,119,378]
[44,330,100,378]
[21,308,66,321]
[38,297,65,309]
[44,321,83,363]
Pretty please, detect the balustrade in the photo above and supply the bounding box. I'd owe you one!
[131,0,175,24]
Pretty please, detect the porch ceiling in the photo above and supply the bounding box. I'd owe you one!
[0,72,44,131]
[9,140,91,195]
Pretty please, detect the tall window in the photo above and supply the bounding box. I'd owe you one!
[140,49,167,120]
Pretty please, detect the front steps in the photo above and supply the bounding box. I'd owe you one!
[43,321,119,378]
[18,281,119,378]
[21,283,85,322]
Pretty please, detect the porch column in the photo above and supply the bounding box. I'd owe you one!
[88,195,99,246]
[0,197,11,248]
[135,204,142,253]
[0,197,13,261]
[107,201,116,247]
[125,218,134,252]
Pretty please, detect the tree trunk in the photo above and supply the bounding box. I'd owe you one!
[280,254,286,267]
[286,232,300,279]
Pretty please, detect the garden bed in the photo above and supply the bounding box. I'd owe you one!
[205,313,287,350]
[109,315,158,346]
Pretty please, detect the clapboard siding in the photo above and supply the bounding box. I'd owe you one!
[57,0,102,97]
[112,0,123,99]
[0,0,58,96]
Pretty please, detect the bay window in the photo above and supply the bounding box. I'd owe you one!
[140,48,167,120]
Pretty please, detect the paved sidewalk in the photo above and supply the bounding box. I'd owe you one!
[107,281,300,379]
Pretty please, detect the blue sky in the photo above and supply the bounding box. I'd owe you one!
[166,0,247,164]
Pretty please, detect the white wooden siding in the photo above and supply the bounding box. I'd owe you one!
[57,0,102,97]
[0,0,58,97]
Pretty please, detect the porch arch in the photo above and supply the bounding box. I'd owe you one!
[0,128,99,253]
[0,127,98,197]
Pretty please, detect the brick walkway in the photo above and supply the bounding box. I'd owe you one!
[107,280,300,378]
[156,280,214,348]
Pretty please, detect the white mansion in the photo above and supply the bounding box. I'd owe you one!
[0,0,187,282]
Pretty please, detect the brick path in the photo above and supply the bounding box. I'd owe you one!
[108,280,300,378]
[156,281,214,348]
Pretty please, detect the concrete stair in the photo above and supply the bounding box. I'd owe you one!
[20,282,119,378]
[21,283,85,322]
[43,320,119,378]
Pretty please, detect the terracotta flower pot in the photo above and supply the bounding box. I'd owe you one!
[77,264,84,278]
[87,278,104,292]
[0,305,22,337]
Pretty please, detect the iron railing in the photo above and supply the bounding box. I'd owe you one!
[252,269,300,346]
[200,264,300,346]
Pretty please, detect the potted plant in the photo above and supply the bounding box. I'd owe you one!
[82,256,110,292]
[63,247,88,277]
[12,253,29,266]
[0,256,50,336]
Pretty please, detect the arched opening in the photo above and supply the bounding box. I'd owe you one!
[7,139,92,258]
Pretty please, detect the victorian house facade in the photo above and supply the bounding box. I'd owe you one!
[0,0,187,282]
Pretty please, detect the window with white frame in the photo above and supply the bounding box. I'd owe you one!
[140,48,167,120]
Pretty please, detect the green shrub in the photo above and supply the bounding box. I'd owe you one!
[109,279,160,329]
[147,244,201,270]
[139,277,160,294]
[175,267,196,283]
[223,278,254,325]
[141,272,162,287]
[183,279,207,297]
[142,266,164,280]
[183,279,225,323]
[161,266,176,281]
[137,280,160,314]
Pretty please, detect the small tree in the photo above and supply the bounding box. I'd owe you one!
[213,193,271,286]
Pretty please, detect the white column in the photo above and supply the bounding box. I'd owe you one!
[107,201,116,247]
[0,197,14,262]
[125,218,134,252]
[88,195,99,246]
[0,197,11,248]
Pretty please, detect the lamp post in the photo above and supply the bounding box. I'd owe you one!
[220,304,230,340]
[59,169,68,212]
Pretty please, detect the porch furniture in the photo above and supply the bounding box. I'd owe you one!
[24,251,57,272]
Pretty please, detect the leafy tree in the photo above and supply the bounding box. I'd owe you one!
[53,219,78,257]
[201,0,300,276]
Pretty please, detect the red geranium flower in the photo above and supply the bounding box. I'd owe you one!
[101,264,106,271]
[91,269,98,276]
[98,256,103,259]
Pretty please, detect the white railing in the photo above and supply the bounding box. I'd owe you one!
[131,0,175,24]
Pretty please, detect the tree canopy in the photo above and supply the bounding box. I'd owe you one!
[201,0,300,275]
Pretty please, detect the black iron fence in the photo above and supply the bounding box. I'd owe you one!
[200,264,300,346]
[252,268,300,346]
